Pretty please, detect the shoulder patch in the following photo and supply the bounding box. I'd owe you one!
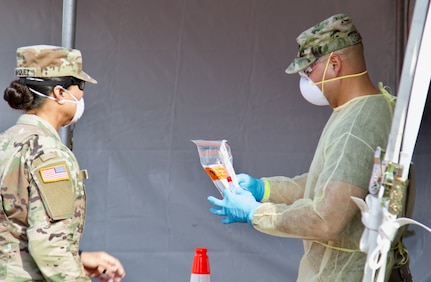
[31,160,75,220]
[40,164,70,183]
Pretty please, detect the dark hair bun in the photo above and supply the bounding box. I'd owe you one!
[4,80,34,110]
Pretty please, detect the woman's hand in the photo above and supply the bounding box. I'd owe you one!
[80,251,126,282]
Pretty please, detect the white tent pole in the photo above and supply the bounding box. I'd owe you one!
[397,2,431,179]
[359,1,431,281]
[59,0,77,149]
[385,0,431,168]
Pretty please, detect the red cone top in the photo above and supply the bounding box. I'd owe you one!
[191,248,211,274]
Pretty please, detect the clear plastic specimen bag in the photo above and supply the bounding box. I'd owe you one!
[192,139,239,196]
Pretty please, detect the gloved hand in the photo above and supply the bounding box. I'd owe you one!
[208,188,261,225]
[236,173,264,202]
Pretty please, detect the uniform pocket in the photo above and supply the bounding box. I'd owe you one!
[31,159,75,221]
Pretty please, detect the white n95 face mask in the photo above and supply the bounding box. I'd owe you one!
[29,87,85,126]
[60,87,85,126]
[299,76,329,106]
[67,96,85,126]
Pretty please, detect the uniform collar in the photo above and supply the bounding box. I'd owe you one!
[17,114,62,142]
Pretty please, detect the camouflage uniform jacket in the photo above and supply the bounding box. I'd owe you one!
[0,114,90,281]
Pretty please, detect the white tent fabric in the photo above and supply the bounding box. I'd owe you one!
[0,1,430,281]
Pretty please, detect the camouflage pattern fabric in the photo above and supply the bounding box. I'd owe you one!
[0,114,90,281]
[15,45,97,84]
[286,13,362,74]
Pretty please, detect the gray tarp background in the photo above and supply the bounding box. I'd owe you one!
[1,1,430,281]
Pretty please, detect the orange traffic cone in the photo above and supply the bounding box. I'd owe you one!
[190,248,211,282]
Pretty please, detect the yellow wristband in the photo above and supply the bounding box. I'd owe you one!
[261,179,271,201]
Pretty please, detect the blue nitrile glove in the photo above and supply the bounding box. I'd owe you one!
[208,188,261,225]
[236,173,264,202]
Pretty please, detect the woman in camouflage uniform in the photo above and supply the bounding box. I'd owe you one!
[0,45,125,281]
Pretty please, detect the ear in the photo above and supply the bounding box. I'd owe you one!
[52,85,65,104]
[329,53,343,74]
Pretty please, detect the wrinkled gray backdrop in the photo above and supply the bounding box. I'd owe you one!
[1,1,430,281]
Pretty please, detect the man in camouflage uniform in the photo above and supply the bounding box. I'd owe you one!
[0,45,124,281]
[207,14,409,281]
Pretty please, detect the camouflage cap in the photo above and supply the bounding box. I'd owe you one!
[285,13,362,74]
[15,45,97,83]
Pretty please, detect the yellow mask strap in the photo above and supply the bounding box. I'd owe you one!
[314,51,368,87]
[314,70,369,85]
[319,52,333,95]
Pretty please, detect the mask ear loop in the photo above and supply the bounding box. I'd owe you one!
[314,52,368,87]
[319,52,333,98]
[316,70,369,84]
[56,85,79,103]
[29,87,57,101]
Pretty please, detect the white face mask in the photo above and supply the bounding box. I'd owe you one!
[298,52,368,107]
[299,76,329,106]
[61,88,85,126]
[29,87,85,126]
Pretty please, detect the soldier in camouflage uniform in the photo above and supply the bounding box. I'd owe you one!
[208,14,410,281]
[0,45,125,281]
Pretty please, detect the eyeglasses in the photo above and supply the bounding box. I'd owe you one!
[299,66,313,78]
[298,55,328,77]
[63,77,85,90]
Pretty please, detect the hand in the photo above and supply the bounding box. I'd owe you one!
[208,188,261,225]
[80,251,126,282]
[237,173,264,202]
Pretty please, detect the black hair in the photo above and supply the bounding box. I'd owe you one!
[3,77,70,111]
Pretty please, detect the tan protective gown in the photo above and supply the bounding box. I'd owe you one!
[252,93,394,281]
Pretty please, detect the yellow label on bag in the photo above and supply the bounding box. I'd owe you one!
[204,165,227,181]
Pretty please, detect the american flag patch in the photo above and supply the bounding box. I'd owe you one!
[40,165,70,183]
